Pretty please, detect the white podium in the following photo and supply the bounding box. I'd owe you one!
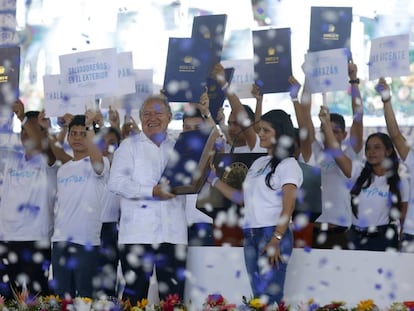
[184,246,414,309]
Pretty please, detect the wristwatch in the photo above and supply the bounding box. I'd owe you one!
[203,112,212,119]
[349,78,360,84]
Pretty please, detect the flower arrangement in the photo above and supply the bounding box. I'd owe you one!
[202,294,237,311]
[388,301,414,311]
[315,301,348,311]
[351,299,379,311]
[241,296,289,311]
[0,292,413,311]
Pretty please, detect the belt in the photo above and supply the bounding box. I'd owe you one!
[350,224,395,236]
[314,224,348,233]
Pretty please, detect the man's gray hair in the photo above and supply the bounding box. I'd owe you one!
[139,94,171,117]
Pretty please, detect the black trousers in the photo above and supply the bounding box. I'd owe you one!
[119,243,187,304]
[348,224,398,251]
[97,222,119,298]
[0,240,51,299]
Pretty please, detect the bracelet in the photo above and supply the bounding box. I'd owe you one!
[273,231,283,240]
[381,96,391,103]
[211,177,219,187]
[349,78,360,84]
[221,82,229,91]
[291,97,298,102]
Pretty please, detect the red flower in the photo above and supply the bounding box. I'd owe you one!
[403,301,414,310]
[207,294,225,306]
[61,298,73,311]
[162,294,183,311]
[278,301,289,311]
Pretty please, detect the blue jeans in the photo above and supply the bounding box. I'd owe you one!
[243,227,293,304]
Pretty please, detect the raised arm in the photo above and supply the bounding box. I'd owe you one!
[296,77,315,163]
[216,107,230,143]
[198,91,216,128]
[49,113,73,164]
[37,109,57,165]
[251,83,262,134]
[348,62,364,154]
[211,63,257,150]
[12,100,42,153]
[108,105,121,134]
[319,105,352,178]
[376,77,409,160]
[85,109,104,175]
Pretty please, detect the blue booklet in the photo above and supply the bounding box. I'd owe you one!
[0,45,20,107]
[191,14,227,72]
[161,127,219,194]
[309,6,352,53]
[252,28,292,94]
[163,37,212,103]
[206,67,234,124]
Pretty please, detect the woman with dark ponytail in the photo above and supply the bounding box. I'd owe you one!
[207,109,303,305]
[319,107,409,251]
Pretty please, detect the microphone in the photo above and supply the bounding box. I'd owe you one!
[229,119,261,153]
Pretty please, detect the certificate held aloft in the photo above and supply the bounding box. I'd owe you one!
[253,28,292,94]
[163,37,212,103]
[206,67,234,124]
[191,14,227,73]
[0,45,20,106]
[161,126,219,195]
[309,6,352,53]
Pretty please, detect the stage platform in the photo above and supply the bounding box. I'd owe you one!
[182,246,414,308]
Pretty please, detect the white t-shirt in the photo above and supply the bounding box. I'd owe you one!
[224,134,267,153]
[52,156,110,246]
[312,140,362,227]
[0,150,57,241]
[402,149,414,234]
[350,161,410,227]
[242,156,303,229]
[100,184,120,223]
[108,132,187,244]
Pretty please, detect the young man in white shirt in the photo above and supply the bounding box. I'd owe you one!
[108,95,187,304]
[0,102,57,299]
[51,111,110,298]
[211,63,266,154]
[300,62,364,249]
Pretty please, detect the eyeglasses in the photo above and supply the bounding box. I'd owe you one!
[69,130,87,137]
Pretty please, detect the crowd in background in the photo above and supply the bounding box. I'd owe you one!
[0,60,413,306]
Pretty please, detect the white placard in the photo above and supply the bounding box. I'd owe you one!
[101,69,154,110]
[0,0,16,11]
[368,34,410,80]
[303,48,349,94]
[0,12,16,28]
[116,51,135,96]
[43,74,95,117]
[221,59,255,99]
[59,48,118,97]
